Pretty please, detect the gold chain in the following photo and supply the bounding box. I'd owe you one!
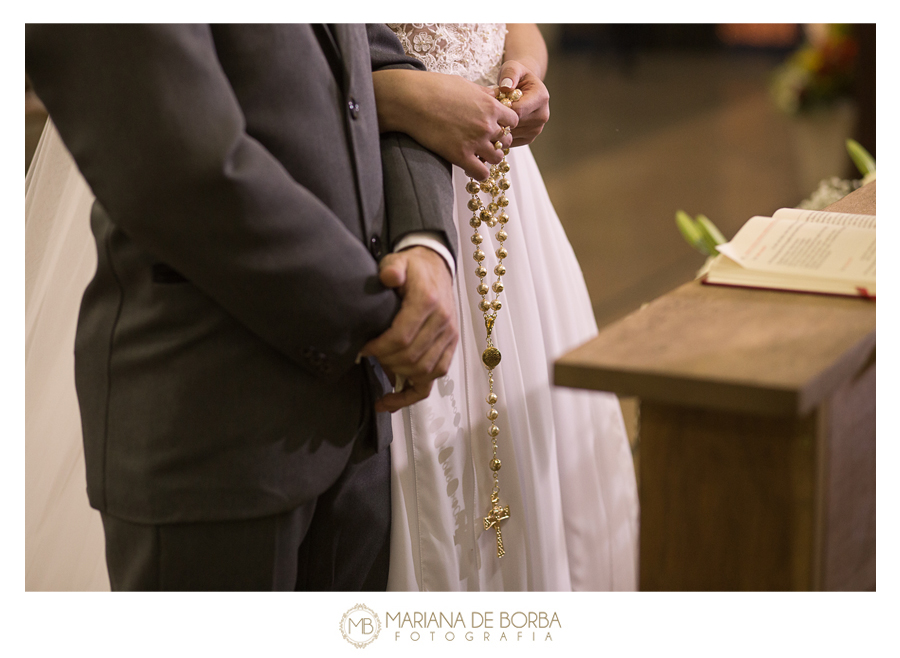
[468,86,521,559]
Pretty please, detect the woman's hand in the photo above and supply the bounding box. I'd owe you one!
[495,59,550,147]
[373,69,518,180]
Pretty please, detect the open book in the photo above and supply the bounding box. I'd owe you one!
[702,208,876,298]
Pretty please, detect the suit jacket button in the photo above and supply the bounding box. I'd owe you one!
[369,234,383,259]
[348,97,360,120]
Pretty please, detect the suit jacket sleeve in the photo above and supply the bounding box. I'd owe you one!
[26,24,401,381]
[366,24,459,264]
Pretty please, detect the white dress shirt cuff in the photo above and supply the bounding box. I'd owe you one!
[394,231,456,280]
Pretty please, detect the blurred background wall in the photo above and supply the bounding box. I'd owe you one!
[529,23,874,329]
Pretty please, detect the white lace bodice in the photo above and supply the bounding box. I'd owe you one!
[387,23,507,87]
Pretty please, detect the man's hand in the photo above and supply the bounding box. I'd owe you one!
[496,59,550,147]
[360,246,458,413]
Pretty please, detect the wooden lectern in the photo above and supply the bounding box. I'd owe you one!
[555,182,876,590]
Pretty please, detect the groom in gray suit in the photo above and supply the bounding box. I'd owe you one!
[25,24,458,590]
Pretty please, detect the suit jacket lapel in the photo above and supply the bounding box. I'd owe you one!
[329,24,354,92]
[312,24,345,88]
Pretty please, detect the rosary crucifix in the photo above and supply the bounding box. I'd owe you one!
[483,492,510,558]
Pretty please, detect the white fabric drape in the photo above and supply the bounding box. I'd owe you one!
[388,147,639,591]
[25,120,109,591]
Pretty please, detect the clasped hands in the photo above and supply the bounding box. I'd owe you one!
[360,246,457,413]
[375,59,550,181]
[435,59,550,180]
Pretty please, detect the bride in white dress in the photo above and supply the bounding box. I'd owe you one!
[379,24,639,591]
[25,24,637,592]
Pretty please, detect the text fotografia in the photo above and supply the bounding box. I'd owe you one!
[386,611,561,642]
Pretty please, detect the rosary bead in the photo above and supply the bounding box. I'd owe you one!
[500,98,512,108]
[510,88,523,102]
[468,138,516,556]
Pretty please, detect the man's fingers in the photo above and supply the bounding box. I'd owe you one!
[364,245,456,408]
[371,295,455,374]
[395,320,457,379]
[364,248,452,361]
[362,304,428,361]
[375,379,434,413]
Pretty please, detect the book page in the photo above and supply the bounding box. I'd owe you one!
[716,216,875,282]
[772,207,876,229]
[704,254,873,297]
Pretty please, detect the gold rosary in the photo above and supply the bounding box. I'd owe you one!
[467,86,521,558]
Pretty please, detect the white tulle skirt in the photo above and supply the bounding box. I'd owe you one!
[25,121,109,591]
[387,146,639,591]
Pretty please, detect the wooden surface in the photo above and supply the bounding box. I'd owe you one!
[555,182,876,590]
[555,182,876,416]
[820,359,877,589]
[638,401,820,590]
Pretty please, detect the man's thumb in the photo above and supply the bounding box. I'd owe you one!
[379,255,407,289]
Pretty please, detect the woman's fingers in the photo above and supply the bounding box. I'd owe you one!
[497,60,525,92]
[462,154,490,181]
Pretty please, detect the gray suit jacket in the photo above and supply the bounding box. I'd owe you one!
[26,24,457,524]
